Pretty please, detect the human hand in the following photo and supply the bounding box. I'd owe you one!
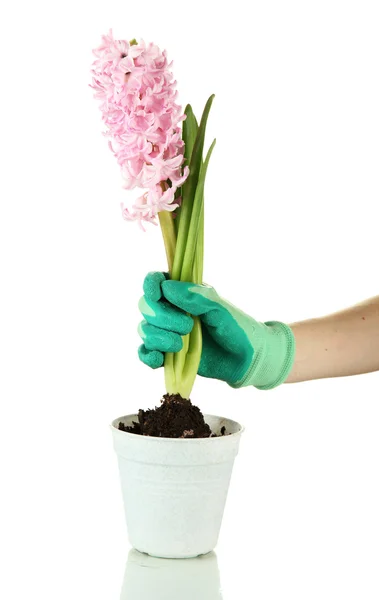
[138,272,295,389]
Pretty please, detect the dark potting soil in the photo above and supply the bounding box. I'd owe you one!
[118,393,227,438]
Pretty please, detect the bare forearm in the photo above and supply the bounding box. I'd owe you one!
[286,296,379,383]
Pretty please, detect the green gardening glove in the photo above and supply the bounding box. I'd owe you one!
[138,272,295,390]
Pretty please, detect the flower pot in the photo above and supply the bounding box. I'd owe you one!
[120,549,222,600]
[111,413,244,559]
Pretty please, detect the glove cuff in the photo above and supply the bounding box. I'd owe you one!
[230,321,295,390]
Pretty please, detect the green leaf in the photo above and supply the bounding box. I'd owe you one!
[183,104,198,165]
[165,98,215,399]
[193,202,204,284]
[172,95,215,280]
[180,139,216,282]
[174,105,199,235]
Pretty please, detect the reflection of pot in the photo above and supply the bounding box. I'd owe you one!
[111,414,244,558]
[120,549,223,600]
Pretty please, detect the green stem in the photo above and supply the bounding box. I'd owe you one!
[180,206,204,397]
[164,352,176,394]
[158,211,176,275]
[158,211,177,393]
[173,332,190,393]
[180,318,202,399]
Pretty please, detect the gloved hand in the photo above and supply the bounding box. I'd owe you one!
[138,272,295,390]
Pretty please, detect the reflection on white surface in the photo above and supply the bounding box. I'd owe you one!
[120,549,223,599]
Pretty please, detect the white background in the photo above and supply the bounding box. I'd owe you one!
[1,0,378,598]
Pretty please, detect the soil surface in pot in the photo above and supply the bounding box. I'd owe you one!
[118,393,227,438]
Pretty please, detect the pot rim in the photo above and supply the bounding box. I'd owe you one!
[110,413,244,442]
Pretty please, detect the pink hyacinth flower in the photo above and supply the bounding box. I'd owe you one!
[91,31,188,226]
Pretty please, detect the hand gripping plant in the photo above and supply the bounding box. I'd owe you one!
[91,31,215,401]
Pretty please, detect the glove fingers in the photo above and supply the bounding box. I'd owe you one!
[161,281,241,352]
[139,296,193,336]
[138,344,164,369]
[205,315,244,353]
[143,272,167,303]
[201,307,223,327]
[138,321,183,353]
[161,281,219,316]
[198,327,229,379]
[195,306,240,350]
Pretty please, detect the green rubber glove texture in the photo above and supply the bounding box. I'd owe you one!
[138,272,295,390]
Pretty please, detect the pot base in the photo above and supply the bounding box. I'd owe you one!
[134,547,214,560]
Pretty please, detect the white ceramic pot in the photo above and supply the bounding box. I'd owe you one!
[120,549,222,600]
[111,414,244,559]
